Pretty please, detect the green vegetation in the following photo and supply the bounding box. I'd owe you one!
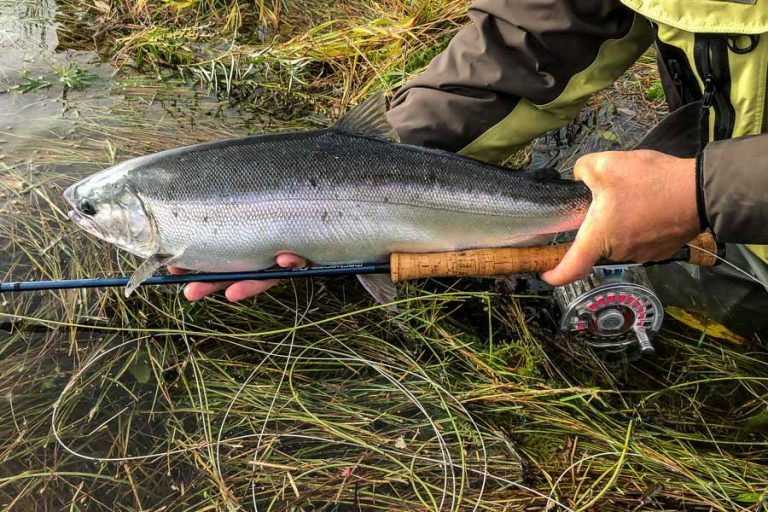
[13,72,53,93]
[0,0,765,510]
[54,61,98,91]
[56,0,466,103]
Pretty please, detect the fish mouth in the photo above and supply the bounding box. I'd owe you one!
[67,208,103,239]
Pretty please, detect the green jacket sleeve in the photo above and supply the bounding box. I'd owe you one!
[387,0,653,164]
[699,135,768,243]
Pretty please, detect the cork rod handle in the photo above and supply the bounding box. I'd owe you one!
[389,232,718,283]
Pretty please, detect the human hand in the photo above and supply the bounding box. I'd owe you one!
[542,150,700,286]
[169,253,308,302]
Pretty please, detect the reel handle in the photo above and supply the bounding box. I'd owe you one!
[389,232,719,283]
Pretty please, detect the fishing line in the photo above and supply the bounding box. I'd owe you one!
[212,299,300,484]
[314,321,459,511]
[49,285,650,511]
[249,282,302,512]
[49,329,575,510]
[50,299,486,510]
[214,328,496,511]
[221,431,577,512]
[548,450,752,512]
[51,336,196,463]
[283,347,469,511]
[687,242,768,289]
[176,301,217,467]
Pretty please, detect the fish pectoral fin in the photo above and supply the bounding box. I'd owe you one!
[357,274,398,309]
[126,253,177,298]
[333,92,400,143]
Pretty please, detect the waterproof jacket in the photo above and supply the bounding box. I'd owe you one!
[387,0,768,262]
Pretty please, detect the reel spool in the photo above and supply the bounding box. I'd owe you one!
[554,266,663,354]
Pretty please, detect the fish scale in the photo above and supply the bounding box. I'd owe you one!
[129,129,590,271]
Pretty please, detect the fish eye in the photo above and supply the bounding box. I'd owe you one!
[78,199,97,216]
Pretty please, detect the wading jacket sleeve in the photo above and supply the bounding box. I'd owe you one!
[387,0,653,163]
[699,135,768,244]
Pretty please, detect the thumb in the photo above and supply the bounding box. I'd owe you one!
[541,225,603,286]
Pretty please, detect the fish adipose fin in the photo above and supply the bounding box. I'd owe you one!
[357,274,398,308]
[634,100,703,158]
[333,92,400,143]
[126,253,177,297]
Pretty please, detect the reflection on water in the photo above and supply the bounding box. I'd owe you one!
[0,0,58,79]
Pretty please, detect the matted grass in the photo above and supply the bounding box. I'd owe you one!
[56,0,469,102]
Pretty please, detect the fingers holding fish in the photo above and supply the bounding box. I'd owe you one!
[542,150,700,286]
[541,214,604,286]
[185,280,237,301]
[222,253,307,302]
[165,265,232,300]
[172,253,308,302]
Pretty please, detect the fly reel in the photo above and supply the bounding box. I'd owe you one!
[554,266,663,354]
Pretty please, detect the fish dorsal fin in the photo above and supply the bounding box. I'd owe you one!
[333,92,400,143]
[634,100,703,158]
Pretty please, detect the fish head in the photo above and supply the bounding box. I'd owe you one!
[64,167,157,257]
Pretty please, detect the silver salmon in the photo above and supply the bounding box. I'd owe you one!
[64,93,591,299]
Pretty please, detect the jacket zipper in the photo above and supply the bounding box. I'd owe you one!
[653,25,702,108]
[693,35,735,146]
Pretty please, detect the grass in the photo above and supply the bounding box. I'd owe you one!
[13,73,53,93]
[56,0,468,105]
[54,62,98,91]
[0,0,766,510]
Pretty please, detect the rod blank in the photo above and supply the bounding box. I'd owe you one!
[0,263,388,293]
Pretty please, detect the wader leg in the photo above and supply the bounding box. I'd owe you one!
[647,244,768,338]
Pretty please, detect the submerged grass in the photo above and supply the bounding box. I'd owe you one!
[0,0,766,510]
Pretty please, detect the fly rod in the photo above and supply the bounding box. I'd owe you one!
[0,233,719,293]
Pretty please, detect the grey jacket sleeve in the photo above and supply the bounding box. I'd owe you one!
[699,135,768,243]
[387,0,652,163]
